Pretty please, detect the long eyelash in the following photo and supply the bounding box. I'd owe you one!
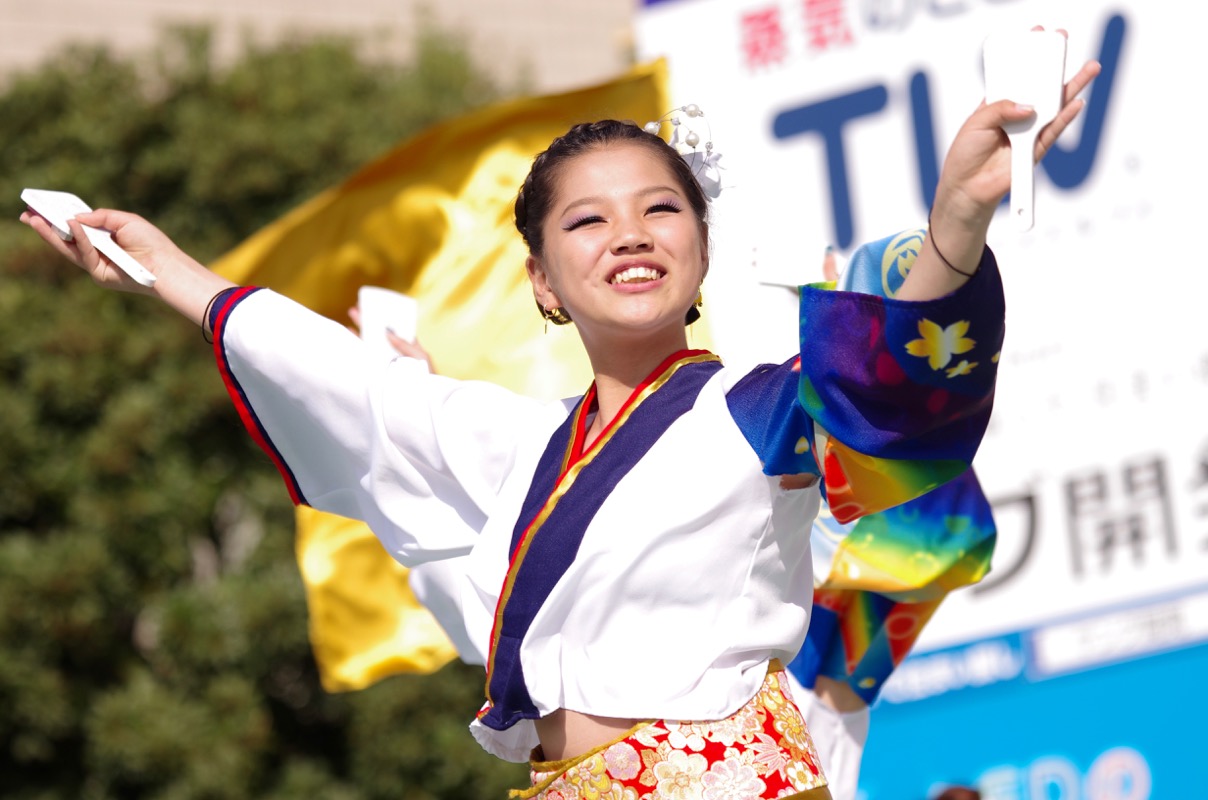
[562,200,681,230]
[563,215,602,231]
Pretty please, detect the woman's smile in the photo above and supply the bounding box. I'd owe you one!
[607,262,666,288]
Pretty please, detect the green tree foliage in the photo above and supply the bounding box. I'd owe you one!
[0,24,528,799]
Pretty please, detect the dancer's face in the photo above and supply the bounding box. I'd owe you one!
[526,142,708,344]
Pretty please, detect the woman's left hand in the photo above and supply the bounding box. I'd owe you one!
[936,38,1102,229]
[898,30,1101,300]
[347,305,436,371]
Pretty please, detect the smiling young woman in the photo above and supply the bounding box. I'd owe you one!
[21,47,1100,800]
[521,132,712,449]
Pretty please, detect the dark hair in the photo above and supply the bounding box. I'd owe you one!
[935,788,981,800]
[514,119,710,258]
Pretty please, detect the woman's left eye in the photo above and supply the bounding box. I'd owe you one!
[647,202,681,214]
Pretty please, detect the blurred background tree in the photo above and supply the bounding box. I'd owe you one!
[0,22,528,799]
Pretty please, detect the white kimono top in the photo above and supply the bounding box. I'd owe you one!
[208,242,1004,762]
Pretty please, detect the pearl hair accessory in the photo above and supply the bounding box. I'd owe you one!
[643,104,724,199]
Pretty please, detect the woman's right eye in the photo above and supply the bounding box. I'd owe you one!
[564,215,604,231]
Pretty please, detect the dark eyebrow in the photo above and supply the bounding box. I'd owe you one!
[557,185,682,217]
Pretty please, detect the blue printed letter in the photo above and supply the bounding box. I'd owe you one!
[772,85,888,249]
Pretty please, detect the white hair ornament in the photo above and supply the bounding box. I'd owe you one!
[643,104,724,200]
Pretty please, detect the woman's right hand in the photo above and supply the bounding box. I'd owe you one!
[21,208,185,294]
[20,207,236,327]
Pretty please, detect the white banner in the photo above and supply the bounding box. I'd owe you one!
[637,0,1208,652]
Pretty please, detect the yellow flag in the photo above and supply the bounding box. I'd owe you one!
[213,60,686,692]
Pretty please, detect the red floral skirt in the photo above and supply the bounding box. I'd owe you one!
[512,663,832,800]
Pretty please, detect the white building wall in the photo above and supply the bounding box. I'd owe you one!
[0,0,636,94]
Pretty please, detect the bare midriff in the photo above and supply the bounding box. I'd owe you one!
[534,709,644,761]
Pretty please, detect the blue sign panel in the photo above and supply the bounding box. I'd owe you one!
[859,629,1208,799]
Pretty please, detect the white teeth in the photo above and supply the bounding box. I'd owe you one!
[611,266,662,284]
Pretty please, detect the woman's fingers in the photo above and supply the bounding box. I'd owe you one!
[1034,98,1085,160]
[1063,59,1102,105]
[21,210,126,289]
[65,218,120,285]
[386,330,419,357]
[21,211,83,264]
[21,207,143,283]
[66,218,97,262]
[980,97,1036,127]
[386,331,434,368]
[1035,60,1102,160]
[976,52,1097,138]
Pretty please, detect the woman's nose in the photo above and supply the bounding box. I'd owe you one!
[611,217,653,252]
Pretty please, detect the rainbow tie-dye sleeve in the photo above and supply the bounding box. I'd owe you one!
[789,228,1004,703]
[797,228,1004,522]
[791,469,996,703]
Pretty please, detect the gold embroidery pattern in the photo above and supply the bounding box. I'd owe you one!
[515,667,829,800]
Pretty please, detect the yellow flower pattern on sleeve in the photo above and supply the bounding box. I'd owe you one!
[904,319,976,371]
[945,359,978,379]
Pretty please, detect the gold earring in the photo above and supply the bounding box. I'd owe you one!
[537,301,573,327]
[684,290,703,325]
